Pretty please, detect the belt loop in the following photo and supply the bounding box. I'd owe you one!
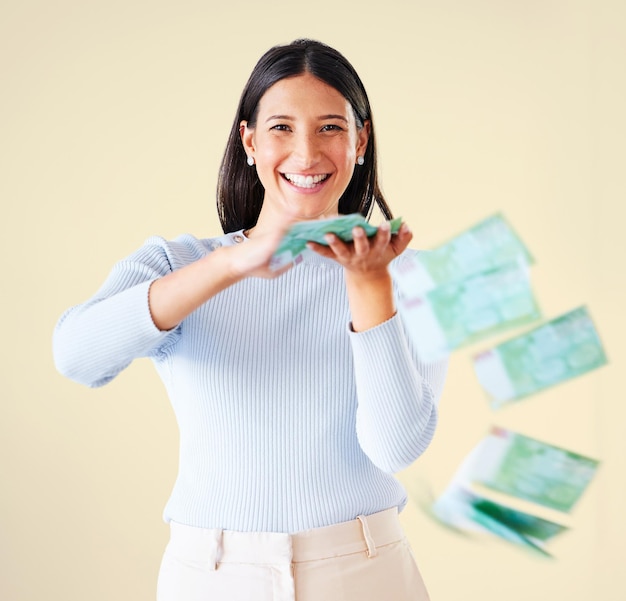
[357,515,378,558]
[208,529,223,571]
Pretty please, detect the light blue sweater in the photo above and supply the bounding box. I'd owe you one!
[53,231,448,533]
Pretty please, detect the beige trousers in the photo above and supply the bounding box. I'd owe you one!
[157,508,430,601]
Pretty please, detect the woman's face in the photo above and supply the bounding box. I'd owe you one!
[240,72,369,228]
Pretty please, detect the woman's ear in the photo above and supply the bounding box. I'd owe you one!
[240,120,255,158]
[356,120,371,160]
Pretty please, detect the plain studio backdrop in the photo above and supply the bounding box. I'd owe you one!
[1,1,624,599]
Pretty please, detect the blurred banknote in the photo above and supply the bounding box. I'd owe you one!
[432,486,567,556]
[453,426,600,513]
[392,213,532,297]
[398,259,541,362]
[270,213,402,270]
[429,425,599,554]
[473,306,608,407]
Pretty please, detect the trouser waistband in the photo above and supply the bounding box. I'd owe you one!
[292,507,403,561]
[167,507,404,569]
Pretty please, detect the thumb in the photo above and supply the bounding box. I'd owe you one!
[267,212,299,247]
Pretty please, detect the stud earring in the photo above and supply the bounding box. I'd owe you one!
[356,156,365,166]
[247,156,255,166]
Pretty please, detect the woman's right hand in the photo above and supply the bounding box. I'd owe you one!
[148,223,292,331]
[225,226,292,280]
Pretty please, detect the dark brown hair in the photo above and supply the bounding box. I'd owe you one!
[217,39,392,233]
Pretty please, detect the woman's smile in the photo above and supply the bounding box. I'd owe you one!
[282,172,331,190]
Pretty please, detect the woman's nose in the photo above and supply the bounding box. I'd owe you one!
[292,133,320,166]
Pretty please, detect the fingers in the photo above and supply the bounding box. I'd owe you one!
[307,219,413,270]
[371,221,391,254]
[306,233,357,262]
[306,240,335,258]
[348,222,394,259]
[389,222,413,255]
[264,216,296,251]
[324,225,385,256]
[322,231,352,259]
[351,226,370,255]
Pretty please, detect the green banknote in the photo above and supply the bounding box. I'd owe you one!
[432,487,567,556]
[270,214,402,270]
[429,423,596,554]
[398,259,541,362]
[473,306,608,407]
[392,213,532,297]
[470,427,600,512]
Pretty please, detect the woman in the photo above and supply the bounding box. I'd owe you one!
[53,39,447,601]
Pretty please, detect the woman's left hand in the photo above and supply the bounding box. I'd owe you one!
[307,221,413,280]
[307,221,413,331]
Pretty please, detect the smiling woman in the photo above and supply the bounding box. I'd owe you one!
[52,38,448,601]
[239,73,370,227]
[217,38,390,234]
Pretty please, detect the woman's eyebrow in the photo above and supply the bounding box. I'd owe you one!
[319,114,348,122]
[265,114,293,122]
[264,114,349,123]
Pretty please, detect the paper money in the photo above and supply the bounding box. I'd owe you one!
[392,213,532,297]
[432,487,567,556]
[473,306,608,407]
[270,214,403,270]
[456,427,600,512]
[429,425,598,554]
[398,259,541,362]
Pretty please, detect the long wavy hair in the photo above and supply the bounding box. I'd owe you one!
[216,39,392,233]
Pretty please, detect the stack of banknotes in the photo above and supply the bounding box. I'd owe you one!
[270,213,402,270]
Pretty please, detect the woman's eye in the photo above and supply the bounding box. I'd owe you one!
[321,124,343,132]
[271,124,291,132]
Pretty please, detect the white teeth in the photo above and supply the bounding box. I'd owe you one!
[284,173,329,188]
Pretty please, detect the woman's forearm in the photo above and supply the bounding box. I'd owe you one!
[344,269,395,332]
[148,247,241,331]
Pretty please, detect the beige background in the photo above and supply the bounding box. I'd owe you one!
[1,0,624,599]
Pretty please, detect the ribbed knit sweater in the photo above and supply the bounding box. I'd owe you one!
[53,230,448,533]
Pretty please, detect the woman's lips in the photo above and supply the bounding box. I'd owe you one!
[282,173,330,189]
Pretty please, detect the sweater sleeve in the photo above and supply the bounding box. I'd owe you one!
[52,235,198,388]
[349,313,448,473]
